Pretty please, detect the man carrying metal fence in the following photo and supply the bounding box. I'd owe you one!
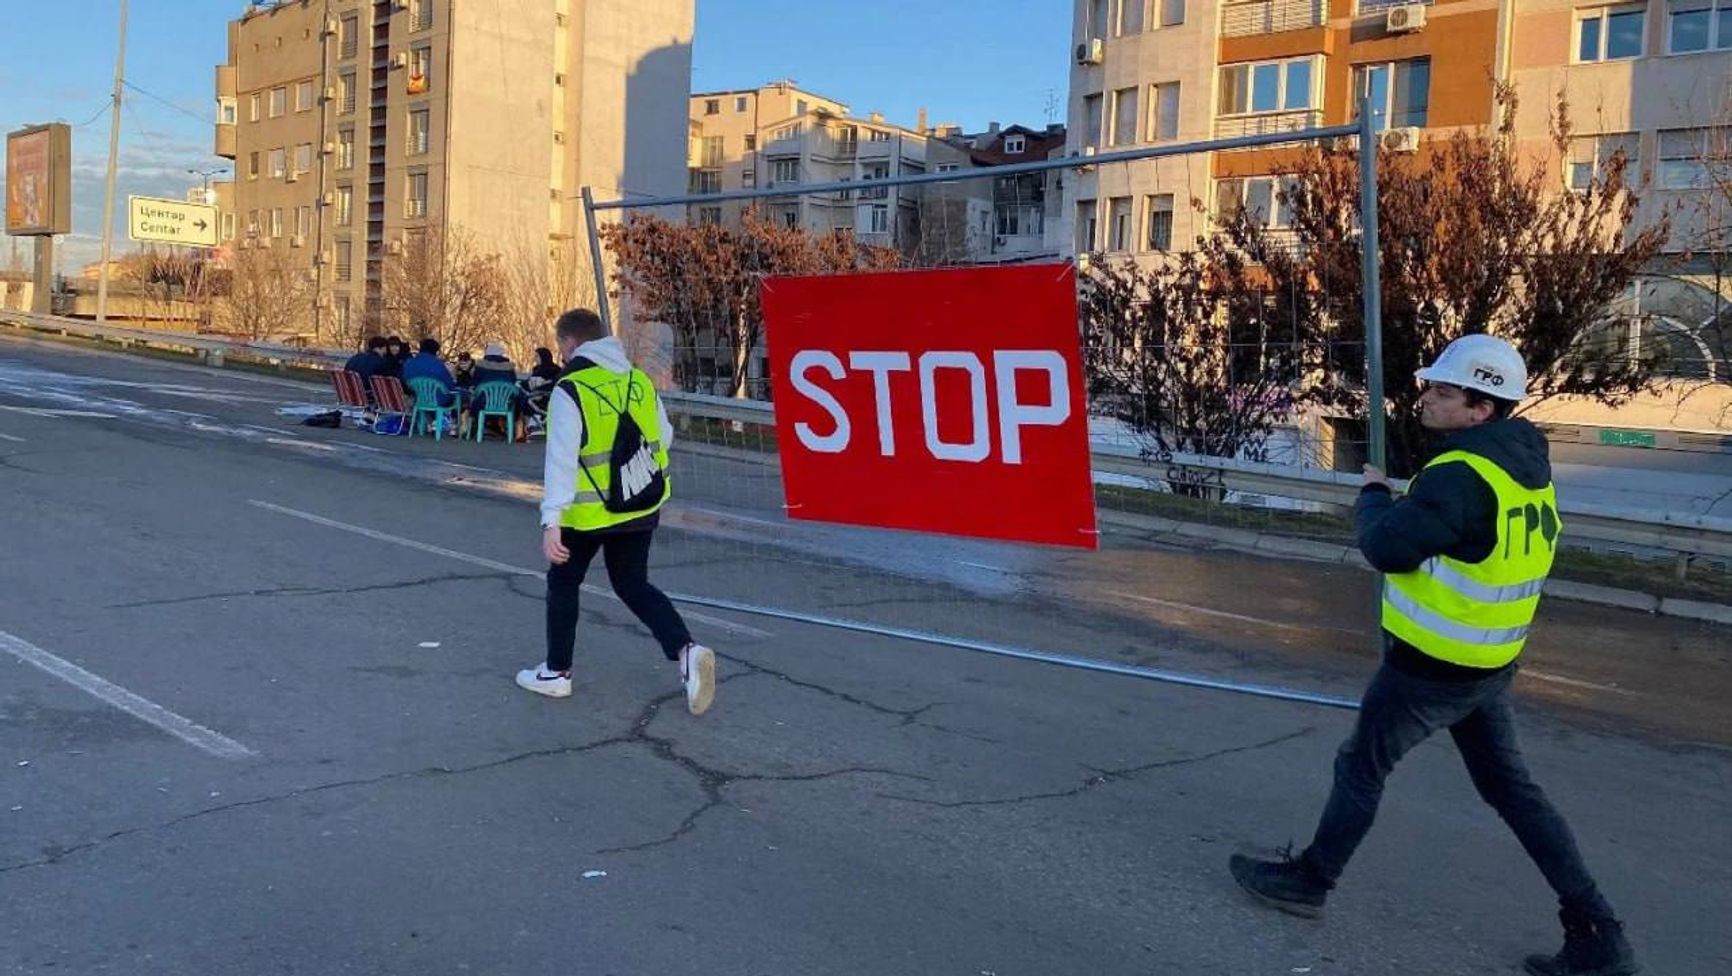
[1229,335,1637,976]
[516,307,717,716]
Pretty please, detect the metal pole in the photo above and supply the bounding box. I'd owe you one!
[96,0,129,326]
[1357,96,1386,472]
[580,186,613,337]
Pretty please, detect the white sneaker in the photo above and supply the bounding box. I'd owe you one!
[515,665,572,699]
[680,644,716,716]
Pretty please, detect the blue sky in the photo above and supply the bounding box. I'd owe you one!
[0,0,1070,270]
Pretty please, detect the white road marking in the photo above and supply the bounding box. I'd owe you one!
[248,501,773,640]
[0,404,118,419]
[1524,669,1636,696]
[1105,589,1365,635]
[0,432,24,443]
[0,629,257,760]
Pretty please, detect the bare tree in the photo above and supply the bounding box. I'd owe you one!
[498,234,597,362]
[219,243,315,341]
[379,225,510,355]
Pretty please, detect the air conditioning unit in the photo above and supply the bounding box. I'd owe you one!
[323,85,337,101]
[387,239,404,255]
[392,0,410,10]
[1385,4,1427,32]
[322,141,336,154]
[240,238,256,250]
[321,190,336,205]
[259,237,274,249]
[1074,38,1104,65]
[1380,126,1422,153]
[323,17,339,35]
[290,234,307,248]
[285,170,300,182]
[316,294,333,308]
[392,51,409,68]
[315,250,332,265]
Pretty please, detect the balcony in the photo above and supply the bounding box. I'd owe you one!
[214,122,236,159]
[1221,0,1325,36]
[215,65,236,99]
[1213,108,1323,140]
[764,133,805,158]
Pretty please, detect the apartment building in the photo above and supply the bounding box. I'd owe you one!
[934,122,1069,260]
[687,82,938,251]
[216,0,693,339]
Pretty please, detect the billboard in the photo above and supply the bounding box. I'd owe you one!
[761,264,1098,550]
[5,124,73,237]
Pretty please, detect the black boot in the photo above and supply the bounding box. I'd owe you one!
[1228,851,1329,919]
[1523,910,1639,976]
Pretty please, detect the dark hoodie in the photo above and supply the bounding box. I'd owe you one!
[1355,417,1553,680]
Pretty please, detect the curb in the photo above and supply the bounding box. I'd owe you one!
[1097,508,1729,625]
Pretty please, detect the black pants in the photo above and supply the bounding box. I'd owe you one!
[1301,658,1616,920]
[544,528,692,671]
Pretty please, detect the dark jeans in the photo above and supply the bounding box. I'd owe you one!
[545,528,692,671]
[1301,658,1616,920]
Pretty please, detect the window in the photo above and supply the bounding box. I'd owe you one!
[222,212,236,240]
[408,109,430,155]
[1146,194,1174,250]
[782,208,800,230]
[736,95,749,112]
[406,171,429,217]
[410,0,433,31]
[246,209,258,236]
[270,207,283,238]
[408,46,431,94]
[1084,93,1104,146]
[742,169,756,187]
[269,147,286,178]
[1217,176,1297,229]
[701,135,724,167]
[1076,199,1098,252]
[294,143,313,174]
[1669,0,1732,51]
[336,128,354,170]
[269,86,287,118]
[296,80,315,112]
[1088,0,1109,36]
[295,206,310,238]
[867,129,892,142]
[336,185,353,225]
[691,170,722,194]
[333,300,351,336]
[1577,6,1646,61]
[869,205,889,233]
[336,240,353,281]
[1149,82,1180,140]
[936,162,961,172]
[797,99,809,114]
[771,159,799,184]
[1003,135,1026,154]
[1160,0,1185,27]
[1112,87,1139,146]
[1568,132,1641,189]
[996,204,1042,236]
[249,93,261,122]
[1218,57,1316,114]
[339,72,356,114]
[745,134,757,151]
[218,97,237,125]
[1118,0,1144,34]
[248,151,260,179]
[1659,127,1724,187]
[339,14,359,59]
[704,98,720,115]
[1352,59,1430,131]
[1108,196,1134,250]
[698,206,722,226]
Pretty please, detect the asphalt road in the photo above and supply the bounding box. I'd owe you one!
[2,332,1728,975]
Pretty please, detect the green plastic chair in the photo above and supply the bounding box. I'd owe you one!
[471,381,519,442]
[406,376,458,440]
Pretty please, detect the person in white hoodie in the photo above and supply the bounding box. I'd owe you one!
[516,308,717,714]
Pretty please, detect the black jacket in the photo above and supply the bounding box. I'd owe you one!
[1356,418,1553,679]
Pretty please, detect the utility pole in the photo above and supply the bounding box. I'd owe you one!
[96,0,130,325]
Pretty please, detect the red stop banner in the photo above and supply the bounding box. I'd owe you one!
[760,263,1097,549]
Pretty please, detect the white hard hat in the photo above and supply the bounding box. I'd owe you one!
[1415,334,1528,400]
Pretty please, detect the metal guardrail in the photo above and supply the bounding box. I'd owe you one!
[6,311,1730,565]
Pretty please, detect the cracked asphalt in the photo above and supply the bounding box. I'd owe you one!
[2,332,1730,975]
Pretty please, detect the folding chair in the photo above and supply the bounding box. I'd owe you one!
[329,369,374,427]
[368,375,411,436]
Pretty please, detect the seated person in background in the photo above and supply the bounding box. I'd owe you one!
[530,347,562,384]
[382,336,408,379]
[401,338,458,407]
[521,347,563,436]
[469,342,523,438]
[344,336,389,386]
[453,351,477,389]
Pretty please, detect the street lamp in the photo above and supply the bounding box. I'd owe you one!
[188,167,229,205]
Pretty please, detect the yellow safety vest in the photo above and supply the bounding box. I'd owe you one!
[557,364,671,532]
[1381,450,1561,668]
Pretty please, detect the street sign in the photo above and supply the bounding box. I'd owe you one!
[127,195,218,247]
[1598,428,1657,448]
[761,264,1098,550]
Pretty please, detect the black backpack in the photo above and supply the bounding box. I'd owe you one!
[564,358,666,515]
